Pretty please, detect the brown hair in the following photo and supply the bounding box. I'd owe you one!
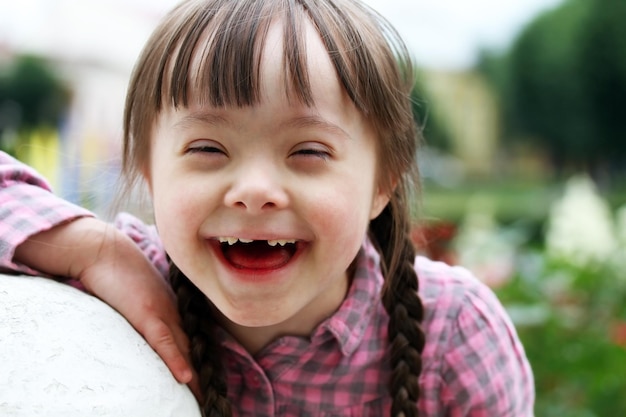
[122,0,425,415]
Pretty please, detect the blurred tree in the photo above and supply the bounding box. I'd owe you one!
[478,0,626,180]
[576,0,626,180]
[0,55,70,155]
[411,71,453,151]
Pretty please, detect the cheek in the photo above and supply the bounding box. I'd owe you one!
[150,175,204,252]
[149,159,209,220]
[306,179,373,245]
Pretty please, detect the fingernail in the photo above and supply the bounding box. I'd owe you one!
[179,368,193,383]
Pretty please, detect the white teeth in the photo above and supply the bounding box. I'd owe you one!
[218,237,240,245]
[267,239,295,246]
[218,237,295,246]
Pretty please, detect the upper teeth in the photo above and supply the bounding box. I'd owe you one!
[218,237,296,246]
[218,237,251,245]
[267,239,296,246]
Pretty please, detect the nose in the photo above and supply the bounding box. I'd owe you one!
[223,162,289,213]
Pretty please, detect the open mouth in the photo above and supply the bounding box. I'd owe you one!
[216,237,299,270]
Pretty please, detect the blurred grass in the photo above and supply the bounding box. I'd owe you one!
[419,177,626,225]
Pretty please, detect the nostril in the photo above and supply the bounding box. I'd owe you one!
[229,198,281,211]
[224,180,289,211]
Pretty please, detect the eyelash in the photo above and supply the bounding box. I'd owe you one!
[186,145,225,155]
[185,142,331,160]
[293,148,331,160]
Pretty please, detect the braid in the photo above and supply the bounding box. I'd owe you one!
[369,191,426,417]
[168,260,232,417]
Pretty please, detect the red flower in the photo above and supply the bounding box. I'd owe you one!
[610,321,626,348]
[411,221,457,265]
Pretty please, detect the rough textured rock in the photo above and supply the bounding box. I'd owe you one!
[0,274,200,417]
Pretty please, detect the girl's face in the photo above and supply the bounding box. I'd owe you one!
[145,20,389,344]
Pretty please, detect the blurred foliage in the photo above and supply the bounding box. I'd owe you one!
[0,55,70,155]
[496,254,626,417]
[478,0,626,180]
[422,178,560,226]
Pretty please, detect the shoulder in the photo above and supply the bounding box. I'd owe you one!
[415,256,487,301]
[415,256,506,324]
[415,257,535,415]
[415,256,514,359]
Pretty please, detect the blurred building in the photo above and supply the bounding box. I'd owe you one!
[421,69,500,178]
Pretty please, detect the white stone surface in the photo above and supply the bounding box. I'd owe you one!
[0,274,200,417]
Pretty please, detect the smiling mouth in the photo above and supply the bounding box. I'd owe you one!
[216,238,299,270]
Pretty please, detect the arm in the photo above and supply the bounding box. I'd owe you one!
[0,151,196,389]
[0,151,93,274]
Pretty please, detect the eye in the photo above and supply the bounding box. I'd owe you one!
[186,140,227,156]
[290,143,332,160]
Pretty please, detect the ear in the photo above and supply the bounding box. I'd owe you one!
[369,185,391,220]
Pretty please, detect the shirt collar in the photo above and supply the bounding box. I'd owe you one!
[215,237,385,358]
[315,237,384,357]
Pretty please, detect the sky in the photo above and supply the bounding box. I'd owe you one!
[0,0,565,71]
[364,0,565,68]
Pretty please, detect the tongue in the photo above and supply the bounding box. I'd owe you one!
[223,242,293,270]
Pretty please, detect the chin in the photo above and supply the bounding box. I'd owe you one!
[219,302,291,328]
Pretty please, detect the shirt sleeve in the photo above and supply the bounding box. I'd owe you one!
[440,269,535,416]
[0,151,94,274]
[0,152,168,280]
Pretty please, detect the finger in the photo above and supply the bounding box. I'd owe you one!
[188,371,203,402]
[141,318,194,384]
[168,320,202,400]
[170,322,197,383]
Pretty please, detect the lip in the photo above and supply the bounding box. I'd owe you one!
[207,239,308,278]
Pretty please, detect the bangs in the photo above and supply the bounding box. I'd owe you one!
[161,0,312,108]
[133,0,412,113]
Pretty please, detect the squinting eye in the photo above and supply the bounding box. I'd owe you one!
[291,145,331,160]
[186,140,227,156]
[295,149,329,158]
[187,146,223,154]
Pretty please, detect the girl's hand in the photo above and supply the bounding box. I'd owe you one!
[14,217,200,396]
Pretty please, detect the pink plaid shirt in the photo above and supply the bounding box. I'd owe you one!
[0,151,535,416]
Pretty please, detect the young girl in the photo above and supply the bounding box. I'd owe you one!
[0,0,534,415]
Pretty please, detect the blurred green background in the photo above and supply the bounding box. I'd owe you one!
[1,0,625,415]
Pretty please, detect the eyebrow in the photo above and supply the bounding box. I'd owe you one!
[280,116,352,140]
[172,111,230,131]
[172,111,351,139]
